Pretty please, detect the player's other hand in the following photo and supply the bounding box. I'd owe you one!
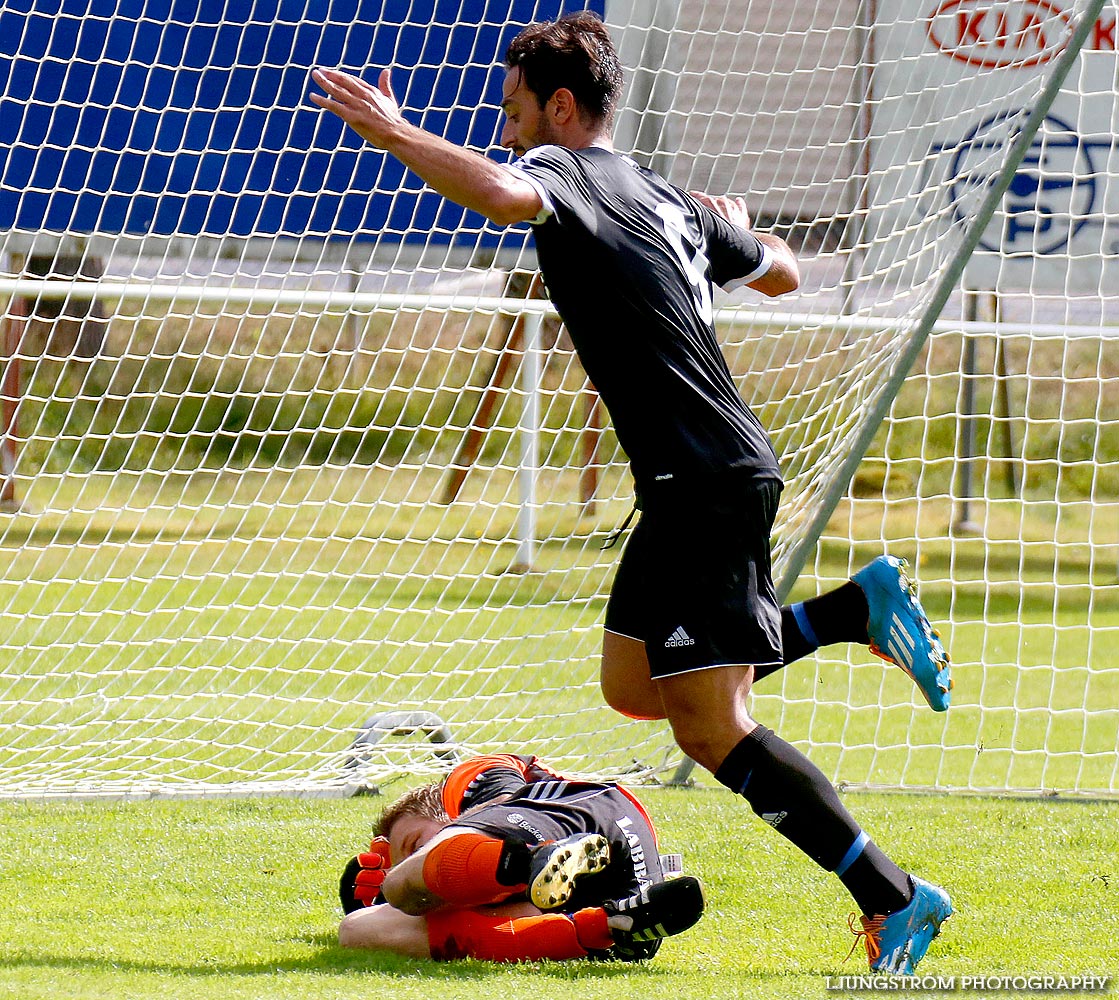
[690,191,752,231]
[310,68,406,149]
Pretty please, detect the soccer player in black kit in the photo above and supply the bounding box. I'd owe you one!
[312,11,952,974]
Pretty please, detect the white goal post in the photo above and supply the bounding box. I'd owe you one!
[0,0,1116,800]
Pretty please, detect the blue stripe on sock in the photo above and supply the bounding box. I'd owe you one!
[738,768,753,795]
[834,830,870,876]
[791,602,820,648]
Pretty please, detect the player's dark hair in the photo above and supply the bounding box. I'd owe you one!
[505,11,623,127]
[374,781,448,838]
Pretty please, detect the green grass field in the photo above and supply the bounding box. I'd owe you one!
[1,789,1116,1000]
[3,465,1115,796]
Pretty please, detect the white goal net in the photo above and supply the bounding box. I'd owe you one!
[1,0,1115,799]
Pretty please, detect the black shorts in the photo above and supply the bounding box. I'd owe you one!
[604,475,783,679]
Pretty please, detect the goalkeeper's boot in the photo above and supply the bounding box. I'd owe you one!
[604,875,706,957]
[528,833,610,910]
[849,876,953,974]
[853,555,952,711]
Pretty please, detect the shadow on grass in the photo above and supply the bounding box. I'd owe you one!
[6,941,684,983]
[0,517,245,550]
[818,537,1112,621]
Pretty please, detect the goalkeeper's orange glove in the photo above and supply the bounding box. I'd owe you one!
[354,836,392,905]
[339,836,393,913]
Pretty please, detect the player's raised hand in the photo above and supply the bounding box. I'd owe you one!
[311,68,406,150]
[690,191,752,232]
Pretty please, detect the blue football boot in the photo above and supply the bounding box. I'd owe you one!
[853,555,952,712]
[849,876,953,974]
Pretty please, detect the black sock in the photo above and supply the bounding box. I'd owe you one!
[840,843,912,917]
[791,582,871,648]
[753,608,811,681]
[775,606,816,669]
[713,726,911,916]
[754,587,870,682]
[756,584,873,684]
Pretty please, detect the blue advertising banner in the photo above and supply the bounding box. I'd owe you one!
[0,0,601,246]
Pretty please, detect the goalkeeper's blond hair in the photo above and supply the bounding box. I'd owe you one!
[374,781,448,838]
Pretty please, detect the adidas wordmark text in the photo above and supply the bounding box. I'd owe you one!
[665,626,695,648]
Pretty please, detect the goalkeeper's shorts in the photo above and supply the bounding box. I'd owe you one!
[604,475,783,679]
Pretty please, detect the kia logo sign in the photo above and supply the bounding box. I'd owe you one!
[927,0,1074,68]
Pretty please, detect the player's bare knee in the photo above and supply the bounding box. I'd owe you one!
[666,711,715,763]
[669,714,756,771]
[670,726,725,770]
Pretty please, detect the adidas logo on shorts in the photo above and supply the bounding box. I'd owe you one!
[665,626,696,648]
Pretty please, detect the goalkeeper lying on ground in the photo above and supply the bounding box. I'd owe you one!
[337,555,952,963]
[338,753,704,962]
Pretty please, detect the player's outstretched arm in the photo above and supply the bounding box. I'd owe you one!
[310,68,542,226]
[749,232,800,297]
[690,191,800,297]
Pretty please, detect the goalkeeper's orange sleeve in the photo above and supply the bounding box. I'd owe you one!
[426,907,613,962]
[441,754,533,818]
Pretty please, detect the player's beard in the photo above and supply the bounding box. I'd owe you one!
[517,113,562,156]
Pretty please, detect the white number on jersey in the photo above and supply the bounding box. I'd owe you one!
[654,201,713,325]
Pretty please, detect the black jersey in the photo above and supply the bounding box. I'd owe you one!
[441,755,663,909]
[509,144,782,497]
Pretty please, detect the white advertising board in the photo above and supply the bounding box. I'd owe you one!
[868,0,1118,292]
